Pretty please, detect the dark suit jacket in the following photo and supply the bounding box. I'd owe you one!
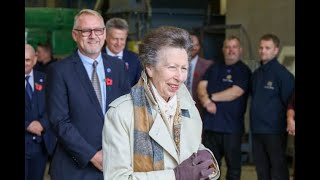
[123,49,142,86]
[25,70,56,156]
[192,57,213,117]
[102,48,142,87]
[46,52,130,180]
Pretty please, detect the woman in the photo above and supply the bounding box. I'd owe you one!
[102,26,220,180]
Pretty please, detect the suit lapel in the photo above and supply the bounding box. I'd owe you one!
[122,51,130,71]
[193,58,202,87]
[33,72,45,111]
[102,56,111,102]
[122,50,127,62]
[149,111,179,163]
[73,55,104,119]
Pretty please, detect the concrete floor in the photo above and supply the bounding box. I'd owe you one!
[44,162,294,180]
[219,164,294,180]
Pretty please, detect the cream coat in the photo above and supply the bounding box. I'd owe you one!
[102,83,220,180]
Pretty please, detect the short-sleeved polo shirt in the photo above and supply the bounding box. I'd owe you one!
[202,60,252,133]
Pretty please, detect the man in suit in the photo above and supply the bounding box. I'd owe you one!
[103,17,142,87]
[25,44,56,180]
[46,9,130,180]
[185,32,213,117]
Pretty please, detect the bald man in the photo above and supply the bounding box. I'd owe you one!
[25,44,56,180]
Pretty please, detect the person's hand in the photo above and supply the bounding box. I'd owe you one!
[205,102,217,114]
[195,150,212,163]
[90,150,103,172]
[174,153,214,180]
[27,120,43,136]
[287,118,295,136]
[196,150,219,179]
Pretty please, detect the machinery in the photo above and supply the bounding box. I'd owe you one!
[25,0,226,60]
[25,7,78,59]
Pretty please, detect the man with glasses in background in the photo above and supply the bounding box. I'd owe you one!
[46,9,130,180]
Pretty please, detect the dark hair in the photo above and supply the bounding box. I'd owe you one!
[37,42,53,59]
[139,26,192,69]
[188,31,202,48]
[260,33,280,48]
[37,42,52,52]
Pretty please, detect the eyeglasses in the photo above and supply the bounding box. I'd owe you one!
[73,28,105,37]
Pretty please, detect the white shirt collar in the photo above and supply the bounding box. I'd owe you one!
[77,50,103,66]
[190,55,199,67]
[106,47,123,59]
[25,69,34,78]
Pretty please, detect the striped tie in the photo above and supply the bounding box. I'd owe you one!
[91,61,102,108]
[25,75,33,101]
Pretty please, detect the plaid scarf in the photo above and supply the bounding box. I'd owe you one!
[131,72,182,172]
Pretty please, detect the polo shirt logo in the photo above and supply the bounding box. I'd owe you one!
[222,74,233,83]
[264,81,274,90]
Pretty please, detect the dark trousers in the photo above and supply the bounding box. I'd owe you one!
[25,142,48,180]
[203,130,242,180]
[252,134,289,180]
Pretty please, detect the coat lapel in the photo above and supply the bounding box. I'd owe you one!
[73,55,104,119]
[149,112,179,163]
[178,84,201,161]
[148,84,196,164]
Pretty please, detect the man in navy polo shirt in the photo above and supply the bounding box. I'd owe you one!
[198,35,251,180]
[250,33,294,180]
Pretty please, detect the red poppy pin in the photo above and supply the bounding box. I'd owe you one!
[106,78,113,86]
[35,83,43,91]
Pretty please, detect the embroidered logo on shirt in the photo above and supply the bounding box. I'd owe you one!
[264,81,274,90]
[222,74,233,83]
